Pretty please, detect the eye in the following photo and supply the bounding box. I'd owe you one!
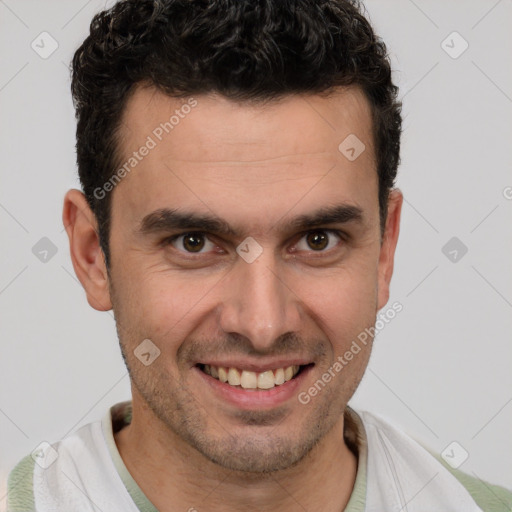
[294,230,343,252]
[166,232,217,254]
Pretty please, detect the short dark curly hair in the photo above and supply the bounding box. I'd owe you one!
[71,0,401,270]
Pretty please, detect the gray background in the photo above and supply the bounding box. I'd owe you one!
[1,0,511,504]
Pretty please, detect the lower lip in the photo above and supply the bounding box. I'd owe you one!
[194,366,313,410]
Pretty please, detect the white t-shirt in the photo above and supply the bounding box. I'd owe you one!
[7,402,511,511]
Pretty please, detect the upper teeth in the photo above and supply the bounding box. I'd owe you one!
[203,364,300,390]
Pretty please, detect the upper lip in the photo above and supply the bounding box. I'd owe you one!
[197,359,313,373]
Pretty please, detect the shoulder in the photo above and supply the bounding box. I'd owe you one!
[6,421,103,512]
[355,409,512,512]
[7,454,36,511]
[427,448,512,512]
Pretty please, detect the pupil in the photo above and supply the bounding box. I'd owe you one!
[307,231,328,251]
[184,234,204,252]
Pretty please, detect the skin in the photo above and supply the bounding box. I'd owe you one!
[63,84,402,512]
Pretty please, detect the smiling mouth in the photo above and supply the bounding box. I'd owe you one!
[197,364,312,390]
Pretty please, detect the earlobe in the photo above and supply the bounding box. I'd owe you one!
[377,189,403,311]
[62,189,113,312]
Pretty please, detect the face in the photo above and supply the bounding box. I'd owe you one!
[84,86,401,473]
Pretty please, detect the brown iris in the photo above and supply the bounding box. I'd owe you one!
[306,231,328,251]
[182,233,205,252]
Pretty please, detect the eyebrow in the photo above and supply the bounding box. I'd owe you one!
[136,204,364,239]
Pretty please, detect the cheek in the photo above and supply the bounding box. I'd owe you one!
[131,269,220,341]
[293,263,379,345]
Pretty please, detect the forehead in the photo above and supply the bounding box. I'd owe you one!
[119,85,374,161]
[111,85,377,233]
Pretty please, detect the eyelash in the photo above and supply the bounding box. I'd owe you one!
[161,229,347,256]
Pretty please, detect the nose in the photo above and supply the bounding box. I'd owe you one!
[218,253,302,352]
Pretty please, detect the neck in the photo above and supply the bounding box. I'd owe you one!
[114,400,358,512]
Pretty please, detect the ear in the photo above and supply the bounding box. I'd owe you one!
[376,189,403,310]
[62,189,112,311]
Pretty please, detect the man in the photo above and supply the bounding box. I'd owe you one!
[7,0,512,510]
